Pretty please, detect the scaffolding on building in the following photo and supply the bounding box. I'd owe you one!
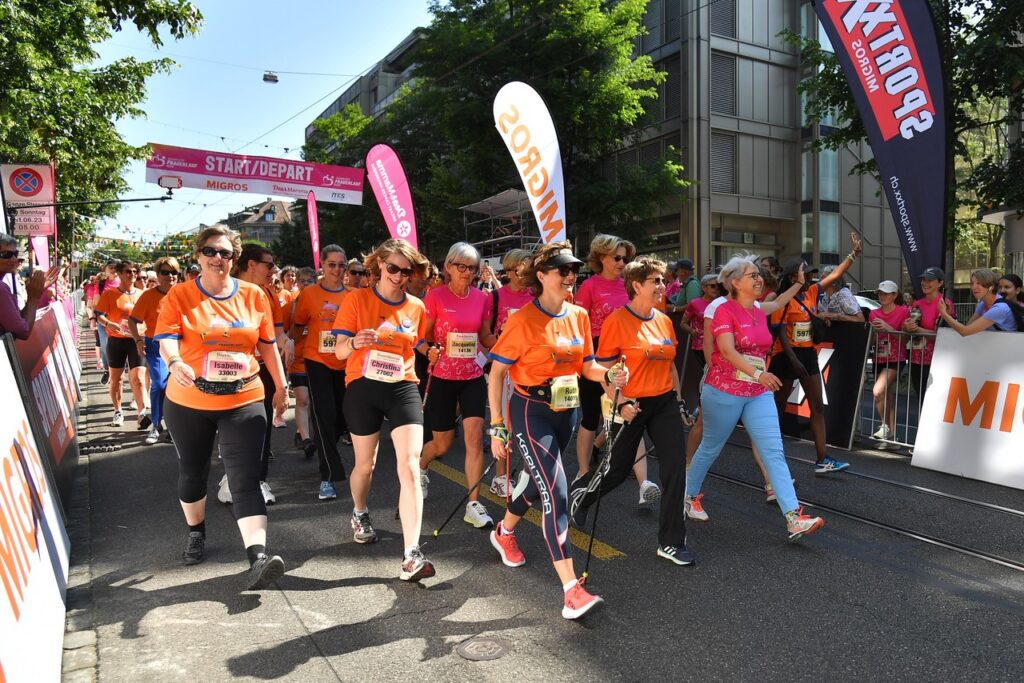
[459,189,541,267]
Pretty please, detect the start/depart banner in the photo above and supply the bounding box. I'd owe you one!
[813,0,948,293]
[145,143,364,206]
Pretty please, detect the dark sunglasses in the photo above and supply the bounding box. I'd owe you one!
[200,246,235,260]
[0,250,19,260]
[349,270,366,276]
[159,270,179,277]
[645,276,667,285]
[384,262,414,278]
[613,255,631,263]
[544,263,581,277]
[260,259,277,269]
[450,262,478,274]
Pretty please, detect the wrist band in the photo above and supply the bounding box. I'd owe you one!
[168,357,183,368]
[348,336,357,351]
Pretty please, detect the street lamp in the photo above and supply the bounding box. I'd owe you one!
[263,71,279,84]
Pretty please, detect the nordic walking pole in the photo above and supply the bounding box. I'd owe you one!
[422,344,438,409]
[430,460,497,538]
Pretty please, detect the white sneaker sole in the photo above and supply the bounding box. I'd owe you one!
[683,504,708,522]
[489,530,525,567]
[788,517,824,541]
[464,513,494,529]
[562,595,604,620]
[639,486,662,506]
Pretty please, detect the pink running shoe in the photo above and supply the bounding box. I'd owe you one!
[489,522,525,567]
[562,578,604,620]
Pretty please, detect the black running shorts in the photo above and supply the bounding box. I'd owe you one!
[106,336,142,370]
[343,378,423,436]
[425,375,486,432]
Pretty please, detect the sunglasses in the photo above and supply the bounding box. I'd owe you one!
[384,262,414,278]
[200,247,235,260]
[0,250,19,260]
[645,276,667,286]
[543,263,581,277]
[613,255,631,263]
[123,269,139,275]
[349,270,366,276]
[450,262,479,274]
[159,270,179,277]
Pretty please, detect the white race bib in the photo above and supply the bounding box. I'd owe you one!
[735,354,766,383]
[318,330,337,354]
[876,337,892,359]
[446,331,478,358]
[363,349,404,383]
[600,393,625,424]
[549,375,580,410]
[118,320,131,336]
[202,351,248,382]
[792,321,812,343]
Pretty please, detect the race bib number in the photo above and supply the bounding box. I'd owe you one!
[792,321,812,344]
[600,394,625,424]
[549,375,580,410]
[735,354,766,383]
[202,351,248,382]
[118,320,131,336]
[318,331,337,354]
[446,331,478,358]
[876,337,892,359]
[363,349,404,383]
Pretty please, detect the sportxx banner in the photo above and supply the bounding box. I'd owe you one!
[813,0,947,294]
[913,329,1024,490]
[307,191,321,270]
[365,144,418,249]
[0,164,56,237]
[145,143,364,206]
[493,82,566,244]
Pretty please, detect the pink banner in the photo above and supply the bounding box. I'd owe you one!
[145,143,364,206]
[30,235,49,270]
[365,144,418,249]
[307,191,321,270]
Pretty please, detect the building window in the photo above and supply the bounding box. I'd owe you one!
[642,0,663,52]
[802,213,815,254]
[710,53,736,115]
[819,147,838,202]
[263,208,276,222]
[711,133,736,193]
[801,150,814,202]
[819,212,840,255]
[664,58,681,119]
[710,0,736,38]
[664,0,681,41]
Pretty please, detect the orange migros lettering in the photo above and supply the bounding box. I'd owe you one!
[942,377,1021,433]
[497,104,520,134]
[0,423,48,622]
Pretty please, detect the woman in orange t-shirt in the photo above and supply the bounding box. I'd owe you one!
[128,256,179,444]
[286,267,318,455]
[568,258,694,566]
[94,260,147,428]
[486,241,628,621]
[155,225,288,591]
[333,238,434,583]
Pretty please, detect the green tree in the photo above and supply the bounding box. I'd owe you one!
[287,0,689,261]
[787,0,1024,259]
[0,0,203,256]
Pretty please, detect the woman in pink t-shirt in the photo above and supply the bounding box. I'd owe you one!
[868,280,910,446]
[684,254,824,542]
[902,267,953,402]
[418,242,497,529]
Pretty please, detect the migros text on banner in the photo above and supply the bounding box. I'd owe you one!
[496,104,564,243]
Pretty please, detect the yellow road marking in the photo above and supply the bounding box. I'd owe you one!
[427,460,626,561]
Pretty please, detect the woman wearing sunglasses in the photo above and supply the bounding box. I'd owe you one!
[487,241,629,620]
[418,243,497,528]
[128,256,180,444]
[345,258,369,291]
[573,234,659,505]
[333,238,435,582]
[0,235,58,339]
[569,258,694,566]
[95,260,149,429]
[154,226,289,590]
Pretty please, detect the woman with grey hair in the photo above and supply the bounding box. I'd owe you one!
[817,266,864,323]
[418,242,498,528]
[684,254,824,541]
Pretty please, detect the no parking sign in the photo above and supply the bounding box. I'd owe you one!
[1,164,56,236]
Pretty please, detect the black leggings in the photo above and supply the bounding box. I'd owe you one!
[164,398,267,519]
[572,390,687,547]
[305,359,348,482]
[507,391,576,562]
[258,362,274,480]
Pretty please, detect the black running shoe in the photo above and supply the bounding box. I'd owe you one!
[656,544,696,566]
[302,439,316,459]
[293,432,302,448]
[340,433,352,446]
[182,532,205,565]
[246,553,285,590]
[101,370,109,385]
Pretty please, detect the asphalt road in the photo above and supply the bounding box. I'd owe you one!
[74,366,1024,682]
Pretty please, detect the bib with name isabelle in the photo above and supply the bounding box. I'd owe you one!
[363,349,404,383]
[202,351,249,382]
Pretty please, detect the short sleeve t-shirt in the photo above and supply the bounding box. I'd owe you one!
[707,299,773,398]
[95,287,143,338]
[575,274,628,337]
[495,285,534,335]
[424,286,492,380]
[770,283,821,351]
[130,286,172,338]
[869,305,910,362]
[596,306,676,398]
[292,283,348,371]
[276,288,293,332]
[332,287,427,386]
[154,279,276,410]
[976,298,1019,331]
[683,297,711,350]
[489,300,595,389]
[908,295,953,364]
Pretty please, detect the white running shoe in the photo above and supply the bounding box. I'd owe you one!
[638,480,661,506]
[683,494,709,521]
[420,470,429,500]
[111,411,124,427]
[260,481,276,505]
[144,428,160,445]
[217,474,232,504]
[872,424,892,440]
[464,500,493,528]
[489,474,510,498]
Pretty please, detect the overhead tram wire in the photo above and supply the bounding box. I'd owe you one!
[106,42,361,78]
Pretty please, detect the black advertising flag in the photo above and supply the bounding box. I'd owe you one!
[813,0,948,290]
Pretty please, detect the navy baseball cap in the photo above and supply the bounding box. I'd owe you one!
[920,267,945,281]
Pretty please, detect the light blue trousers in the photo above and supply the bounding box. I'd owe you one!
[686,384,799,515]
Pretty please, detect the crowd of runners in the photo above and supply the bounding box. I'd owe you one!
[68,226,1024,620]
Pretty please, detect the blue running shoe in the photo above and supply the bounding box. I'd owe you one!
[318,481,337,500]
[814,456,850,475]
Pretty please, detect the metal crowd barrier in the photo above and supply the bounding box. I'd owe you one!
[856,328,937,451]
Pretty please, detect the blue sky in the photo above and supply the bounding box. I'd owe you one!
[93,0,433,242]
